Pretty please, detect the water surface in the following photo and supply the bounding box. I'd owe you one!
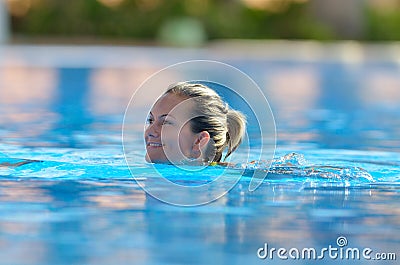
[0,44,399,264]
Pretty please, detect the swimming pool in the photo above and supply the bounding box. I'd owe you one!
[0,43,399,264]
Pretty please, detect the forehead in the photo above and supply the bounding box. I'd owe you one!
[151,93,192,116]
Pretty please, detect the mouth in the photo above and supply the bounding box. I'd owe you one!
[146,142,164,148]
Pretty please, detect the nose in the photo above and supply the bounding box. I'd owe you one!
[146,122,160,138]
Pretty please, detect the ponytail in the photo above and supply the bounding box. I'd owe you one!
[224,109,246,160]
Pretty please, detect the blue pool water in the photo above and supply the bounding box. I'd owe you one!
[0,44,399,264]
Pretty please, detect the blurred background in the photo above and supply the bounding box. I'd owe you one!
[1,0,400,45]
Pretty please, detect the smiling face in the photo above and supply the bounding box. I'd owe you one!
[144,93,206,164]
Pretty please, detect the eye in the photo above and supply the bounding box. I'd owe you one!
[146,117,154,124]
[162,119,173,125]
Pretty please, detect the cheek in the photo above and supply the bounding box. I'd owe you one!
[161,127,179,145]
[159,124,195,159]
[178,127,195,152]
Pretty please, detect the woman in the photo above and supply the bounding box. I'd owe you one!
[144,82,246,165]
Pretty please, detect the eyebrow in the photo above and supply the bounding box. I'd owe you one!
[149,112,176,120]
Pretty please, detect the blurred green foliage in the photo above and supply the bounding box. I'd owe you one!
[8,0,400,43]
[365,7,400,41]
[9,0,334,43]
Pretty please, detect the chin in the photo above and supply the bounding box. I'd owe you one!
[145,152,168,164]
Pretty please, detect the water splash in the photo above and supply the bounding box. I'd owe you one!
[241,152,374,182]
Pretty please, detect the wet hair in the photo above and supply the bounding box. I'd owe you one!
[165,82,246,162]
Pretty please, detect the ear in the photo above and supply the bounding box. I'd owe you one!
[192,131,210,153]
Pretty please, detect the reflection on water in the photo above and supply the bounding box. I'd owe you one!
[0,46,399,151]
[0,66,57,146]
[0,178,398,265]
[49,68,93,147]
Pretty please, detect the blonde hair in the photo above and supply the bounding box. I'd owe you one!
[165,82,246,162]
